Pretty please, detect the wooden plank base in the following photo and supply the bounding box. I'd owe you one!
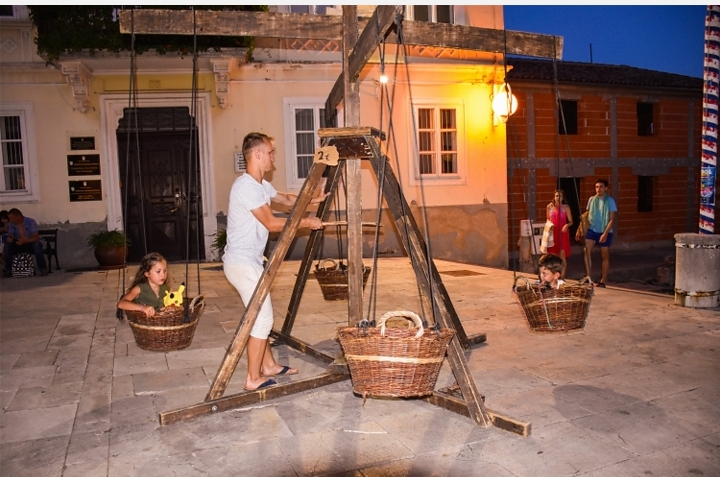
[159,373,349,426]
[426,390,532,437]
[466,333,488,347]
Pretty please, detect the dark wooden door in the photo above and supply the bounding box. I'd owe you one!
[118,124,204,263]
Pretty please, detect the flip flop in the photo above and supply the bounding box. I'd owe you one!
[265,365,298,377]
[245,379,276,391]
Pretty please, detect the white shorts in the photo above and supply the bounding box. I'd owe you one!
[223,262,275,339]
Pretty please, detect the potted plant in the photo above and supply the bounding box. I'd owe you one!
[87,229,130,269]
[211,228,226,261]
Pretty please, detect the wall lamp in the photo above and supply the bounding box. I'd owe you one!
[492,82,518,126]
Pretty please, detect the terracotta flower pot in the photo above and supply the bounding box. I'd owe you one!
[94,246,128,270]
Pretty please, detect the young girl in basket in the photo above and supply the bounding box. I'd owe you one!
[117,252,171,317]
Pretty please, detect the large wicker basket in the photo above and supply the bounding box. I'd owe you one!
[514,277,593,332]
[337,311,455,398]
[315,259,371,301]
[125,295,204,351]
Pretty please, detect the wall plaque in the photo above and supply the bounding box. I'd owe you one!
[69,180,102,202]
[67,154,100,176]
[70,136,96,151]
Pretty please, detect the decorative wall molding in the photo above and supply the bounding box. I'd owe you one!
[60,61,92,113]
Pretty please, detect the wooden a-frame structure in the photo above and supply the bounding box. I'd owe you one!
[119,6,562,436]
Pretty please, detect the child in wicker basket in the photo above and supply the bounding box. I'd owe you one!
[117,252,170,317]
[538,253,566,290]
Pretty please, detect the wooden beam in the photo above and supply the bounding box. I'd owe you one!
[161,373,349,426]
[426,392,531,437]
[118,9,342,40]
[326,6,399,115]
[395,21,563,60]
[269,330,336,364]
[119,9,562,60]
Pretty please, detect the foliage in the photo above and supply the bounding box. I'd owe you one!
[211,228,227,254]
[29,6,268,61]
[87,229,130,249]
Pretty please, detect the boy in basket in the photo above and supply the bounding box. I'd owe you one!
[538,253,565,290]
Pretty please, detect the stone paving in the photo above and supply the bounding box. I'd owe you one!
[0,258,719,476]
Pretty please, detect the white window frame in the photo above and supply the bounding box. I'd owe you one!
[0,103,39,202]
[408,98,466,186]
[407,5,455,23]
[283,97,342,190]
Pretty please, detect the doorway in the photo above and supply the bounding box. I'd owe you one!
[117,107,205,262]
[559,177,582,241]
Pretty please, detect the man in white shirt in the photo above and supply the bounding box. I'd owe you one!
[223,132,326,391]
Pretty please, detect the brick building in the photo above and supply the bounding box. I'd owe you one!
[505,58,703,255]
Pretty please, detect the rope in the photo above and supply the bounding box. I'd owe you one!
[183,7,202,323]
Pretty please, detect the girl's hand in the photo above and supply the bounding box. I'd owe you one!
[562,224,569,233]
[139,305,155,317]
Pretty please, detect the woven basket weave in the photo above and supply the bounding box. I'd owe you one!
[514,277,593,332]
[125,295,204,351]
[337,311,455,398]
[315,259,371,301]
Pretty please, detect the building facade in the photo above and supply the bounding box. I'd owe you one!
[505,58,703,257]
[0,6,515,269]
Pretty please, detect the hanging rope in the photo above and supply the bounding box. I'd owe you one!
[551,41,584,221]
[183,7,202,323]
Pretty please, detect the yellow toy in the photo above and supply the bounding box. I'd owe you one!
[163,283,185,307]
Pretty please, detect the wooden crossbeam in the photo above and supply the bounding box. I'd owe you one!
[326,6,399,116]
[118,9,343,40]
[118,9,563,60]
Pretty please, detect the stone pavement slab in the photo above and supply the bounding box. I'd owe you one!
[0,258,718,476]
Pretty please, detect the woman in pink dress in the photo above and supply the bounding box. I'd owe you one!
[546,189,573,278]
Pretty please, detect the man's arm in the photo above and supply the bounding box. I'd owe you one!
[251,204,323,233]
[599,211,616,242]
[16,221,40,245]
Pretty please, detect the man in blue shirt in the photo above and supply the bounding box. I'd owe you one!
[3,208,47,277]
[576,179,617,287]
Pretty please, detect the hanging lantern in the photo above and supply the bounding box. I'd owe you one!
[492,82,518,124]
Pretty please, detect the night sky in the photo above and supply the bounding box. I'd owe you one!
[503,5,706,78]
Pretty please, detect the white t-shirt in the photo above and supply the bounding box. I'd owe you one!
[223,174,277,266]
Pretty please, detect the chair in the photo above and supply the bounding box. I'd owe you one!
[38,229,60,272]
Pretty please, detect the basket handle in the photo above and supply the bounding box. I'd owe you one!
[318,258,336,271]
[189,295,205,313]
[378,310,424,338]
[513,276,530,293]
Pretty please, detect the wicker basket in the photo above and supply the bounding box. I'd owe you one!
[514,277,593,332]
[315,259,371,301]
[125,295,205,351]
[337,310,455,398]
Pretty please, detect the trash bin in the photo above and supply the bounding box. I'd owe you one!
[674,233,720,308]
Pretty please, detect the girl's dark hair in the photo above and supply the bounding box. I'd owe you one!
[126,252,168,292]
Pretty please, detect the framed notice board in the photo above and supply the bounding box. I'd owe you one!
[70,136,96,151]
[69,180,102,202]
[67,154,100,176]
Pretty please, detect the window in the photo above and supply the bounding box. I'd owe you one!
[411,5,454,23]
[558,100,578,135]
[0,6,15,17]
[283,98,339,189]
[637,102,654,136]
[638,175,654,212]
[0,103,38,202]
[411,100,465,182]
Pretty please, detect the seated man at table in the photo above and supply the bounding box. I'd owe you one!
[3,208,47,277]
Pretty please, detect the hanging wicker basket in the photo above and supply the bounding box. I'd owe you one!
[513,277,593,332]
[125,295,205,351]
[337,310,455,398]
[315,259,371,301]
